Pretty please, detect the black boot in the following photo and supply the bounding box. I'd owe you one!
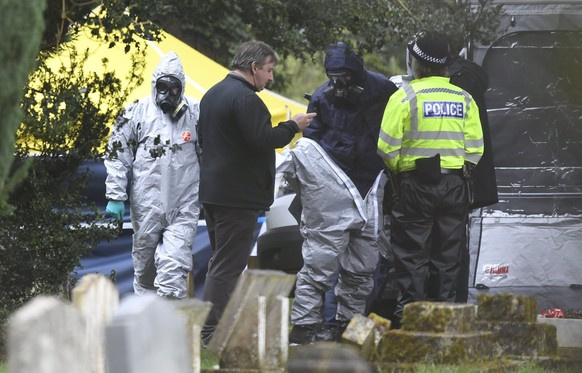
[289,324,319,345]
[315,320,349,342]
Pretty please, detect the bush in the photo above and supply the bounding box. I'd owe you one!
[0,37,146,357]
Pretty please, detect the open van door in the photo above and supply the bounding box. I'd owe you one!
[469,0,582,310]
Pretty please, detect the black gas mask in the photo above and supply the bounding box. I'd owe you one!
[155,75,188,120]
[323,69,364,106]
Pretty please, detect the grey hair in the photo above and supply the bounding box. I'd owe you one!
[411,56,448,79]
[230,41,279,72]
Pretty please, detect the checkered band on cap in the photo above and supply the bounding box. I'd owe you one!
[408,35,449,67]
[412,43,447,65]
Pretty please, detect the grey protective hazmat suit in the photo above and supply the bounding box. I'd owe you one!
[278,137,388,324]
[104,52,200,298]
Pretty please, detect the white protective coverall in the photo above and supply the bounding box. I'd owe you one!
[278,137,388,324]
[104,52,200,298]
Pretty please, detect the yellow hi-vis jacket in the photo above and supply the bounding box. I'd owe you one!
[377,76,484,173]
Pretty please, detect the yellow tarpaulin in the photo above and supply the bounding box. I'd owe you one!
[63,28,307,130]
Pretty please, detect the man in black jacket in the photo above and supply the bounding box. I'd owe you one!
[448,48,499,302]
[197,40,314,345]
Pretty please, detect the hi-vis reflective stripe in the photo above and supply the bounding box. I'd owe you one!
[406,131,464,141]
[404,85,419,131]
[401,147,465,157]
[465,139,483,148]
[397,84,471,159]
[377,146,400,161]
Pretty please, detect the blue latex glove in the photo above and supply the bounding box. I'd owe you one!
[106,200,125,221]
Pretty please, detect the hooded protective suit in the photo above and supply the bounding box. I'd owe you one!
[305,42,398,197]
[285,44,396,338]
[280,138,387,326]
[104,52,200,299]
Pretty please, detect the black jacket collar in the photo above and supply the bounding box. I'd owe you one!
[227,72,259,92]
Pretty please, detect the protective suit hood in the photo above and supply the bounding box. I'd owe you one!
[324,42,364,82]
[151,52,187,117]
[152,52,186,99]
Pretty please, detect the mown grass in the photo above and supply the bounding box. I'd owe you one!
[201,347,219,370]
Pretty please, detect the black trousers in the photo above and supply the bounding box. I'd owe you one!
[201,203,261,341]
[390,173,468,327]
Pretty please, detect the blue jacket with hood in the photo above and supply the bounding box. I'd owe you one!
[304,43,397,196]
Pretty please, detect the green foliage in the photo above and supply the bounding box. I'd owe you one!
[0,0,46,357]
[36,1,503,94]
[41,0,163,51]
[201,348,219,370]
[274,54,327,103]
[0,33,147,356]
[0,0,46,216]
[135,0,501,93]
[146,0,250,65]
[147,0,500,60]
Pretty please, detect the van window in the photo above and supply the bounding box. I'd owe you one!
[482,31,582,213]
[483,31,582,167]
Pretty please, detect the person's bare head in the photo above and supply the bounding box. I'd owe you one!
[231,41,279,72]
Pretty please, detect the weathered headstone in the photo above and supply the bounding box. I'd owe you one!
[105,294,189,373]
[537,316,582,349]
[207,269,296,370]
[8,295,89,373]
[367,312,391,348]
[172,298,212,373]
[376,302,494,365]
[475,294,558,357]
[341,313,378,361]
[72,274,120,373]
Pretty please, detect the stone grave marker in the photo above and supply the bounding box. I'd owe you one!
[8,295,89,373]
[475,294,558,357]
[377,302,494,365]
[72,274,120,373]
[342,313,380,361]
[105,294,189,373]
[172,298,213,373]
[207,269,296,370]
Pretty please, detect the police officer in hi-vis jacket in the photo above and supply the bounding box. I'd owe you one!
[377,33,484,328]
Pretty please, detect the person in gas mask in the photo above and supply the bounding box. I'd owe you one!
[104,51,200,299]
[281,41,398,344]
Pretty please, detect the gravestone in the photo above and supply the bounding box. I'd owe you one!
[341,313,378,361]
[207,269,296,370]
[7,295,89,373]
[72,274,120,373]
[537,316,582,349]
[475,294,558,357]
[105,294,189,373]
[172,298,213,373]
[376,302,494,365]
